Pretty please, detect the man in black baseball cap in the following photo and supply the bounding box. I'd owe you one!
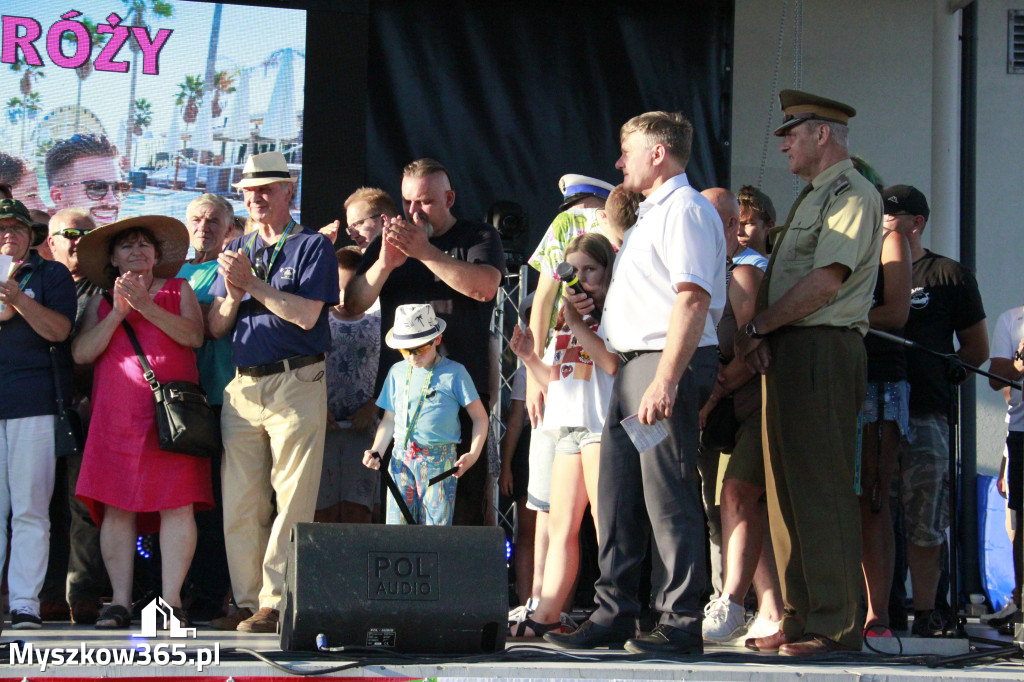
[882,183,988,638]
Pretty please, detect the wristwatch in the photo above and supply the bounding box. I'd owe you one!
[744,320,765,339]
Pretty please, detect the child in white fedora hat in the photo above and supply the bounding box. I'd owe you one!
[362,303,487,525]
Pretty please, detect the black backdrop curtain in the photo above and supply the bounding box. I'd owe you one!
[362,0,734,251]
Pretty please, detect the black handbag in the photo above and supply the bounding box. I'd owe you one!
[50,345,84,458]
[120,319,221,458]
[700,394,739,453]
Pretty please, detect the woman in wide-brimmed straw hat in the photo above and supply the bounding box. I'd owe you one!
[71,215,213,629]
[0,198,76,629]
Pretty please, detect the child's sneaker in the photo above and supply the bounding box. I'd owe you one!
[702,594,747,643]
[742,612,783,644]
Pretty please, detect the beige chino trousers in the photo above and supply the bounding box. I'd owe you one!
[221,361,327,611]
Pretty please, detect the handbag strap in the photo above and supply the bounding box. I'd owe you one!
[48,345,68,411]
[104,292,161,394]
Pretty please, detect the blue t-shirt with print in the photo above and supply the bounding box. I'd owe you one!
[377,356,478,447]
[211,224,339,367]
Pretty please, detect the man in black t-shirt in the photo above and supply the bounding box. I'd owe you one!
[347,159,506,525]
[883,185,988,636]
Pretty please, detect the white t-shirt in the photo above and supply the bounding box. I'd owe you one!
[601,173,726,351]
[991,305,1024,431]
[539,322,614,436]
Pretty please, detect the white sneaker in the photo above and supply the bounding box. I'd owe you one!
[702,594,747,643]
[742,612,783,643]
[507,598,538,628]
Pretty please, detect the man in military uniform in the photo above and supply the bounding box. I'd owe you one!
[735,90,882,655]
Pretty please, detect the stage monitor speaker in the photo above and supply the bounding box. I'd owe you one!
[280,523,507,653]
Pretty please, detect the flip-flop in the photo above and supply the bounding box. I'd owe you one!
[95,604,132,629]
[509,616,560,638]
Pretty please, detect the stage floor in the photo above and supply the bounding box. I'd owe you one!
[0,618,1020,681]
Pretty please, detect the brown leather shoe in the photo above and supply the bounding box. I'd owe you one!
[209,607,254,631]
[744,629,793,651]
[779,634,853,656]
[70,599,101,625]
[237,607,279,633]
[39,600,71,621]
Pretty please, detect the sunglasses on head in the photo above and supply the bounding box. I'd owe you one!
[399,341,434,356]
[56,180,131,201]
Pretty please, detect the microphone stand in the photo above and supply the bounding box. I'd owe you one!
[869,329,1022,641]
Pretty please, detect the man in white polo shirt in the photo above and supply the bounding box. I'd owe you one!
[546,111,726,654]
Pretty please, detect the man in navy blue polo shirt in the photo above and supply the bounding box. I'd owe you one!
[208,152,339,633]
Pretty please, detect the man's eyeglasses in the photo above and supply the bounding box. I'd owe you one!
[398,341,434,356]
[56,180,131,201]
[53,228,91,240]
[347,216,377,232]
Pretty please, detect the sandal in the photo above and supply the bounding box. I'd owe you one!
[509,616,560,638]
[168,606,191,630]
[95,604,132,629]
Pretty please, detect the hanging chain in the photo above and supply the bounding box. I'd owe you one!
[791,0,805,199]
[757,0,788,189]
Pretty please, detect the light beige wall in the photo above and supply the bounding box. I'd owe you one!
[974,2,1024,471]
[731,0,1017,474]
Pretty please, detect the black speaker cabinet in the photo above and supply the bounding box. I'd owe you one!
[280,523,507,653]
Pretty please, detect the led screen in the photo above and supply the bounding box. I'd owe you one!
[0,0,306,225]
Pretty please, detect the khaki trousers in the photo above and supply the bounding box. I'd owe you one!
[763,327,865,649]
[221,362,326,610]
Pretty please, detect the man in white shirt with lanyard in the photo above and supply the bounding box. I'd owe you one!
[546,111,726,654]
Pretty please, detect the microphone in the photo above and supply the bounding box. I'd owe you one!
[555,261,586,296]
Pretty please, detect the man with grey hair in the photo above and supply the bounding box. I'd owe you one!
[39,208,104,624]
[346,159,505,526]
[209,152,339,632]
[736,89,882,655]
[177,192,236,623]
[547,112,726,654]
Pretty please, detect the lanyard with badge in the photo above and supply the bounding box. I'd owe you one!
[403,363,435,449]
[245,219,295,282]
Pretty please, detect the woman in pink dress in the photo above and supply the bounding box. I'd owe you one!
[72,216,212,629]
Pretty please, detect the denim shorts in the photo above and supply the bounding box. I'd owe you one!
[859,380,910,435]
[553,426,602,455]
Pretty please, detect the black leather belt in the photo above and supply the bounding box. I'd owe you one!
[237,353,325,378]
[618,350,656,364]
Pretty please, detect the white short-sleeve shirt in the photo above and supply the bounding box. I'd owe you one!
[991,305,1024,431]
[600,173,726,352]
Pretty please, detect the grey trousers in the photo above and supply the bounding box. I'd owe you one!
[590,346,716,636]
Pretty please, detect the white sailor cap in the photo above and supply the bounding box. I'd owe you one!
[558,173,615,211]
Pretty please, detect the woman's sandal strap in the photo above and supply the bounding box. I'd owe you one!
[510,616,560,638]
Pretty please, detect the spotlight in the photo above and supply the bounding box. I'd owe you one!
[485,200,528,271]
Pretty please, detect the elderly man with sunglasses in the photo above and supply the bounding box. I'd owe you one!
[36,208,106,624]
[208,152,339,634]
[45,135,128,226]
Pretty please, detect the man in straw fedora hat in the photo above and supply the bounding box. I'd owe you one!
[207,151,339,633]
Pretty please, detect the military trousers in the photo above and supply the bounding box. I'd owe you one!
[763,326,865,650]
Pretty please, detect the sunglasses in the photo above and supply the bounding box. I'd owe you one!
[398,341,434,356]
[56,180,131,201]
[54,228,92,240]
